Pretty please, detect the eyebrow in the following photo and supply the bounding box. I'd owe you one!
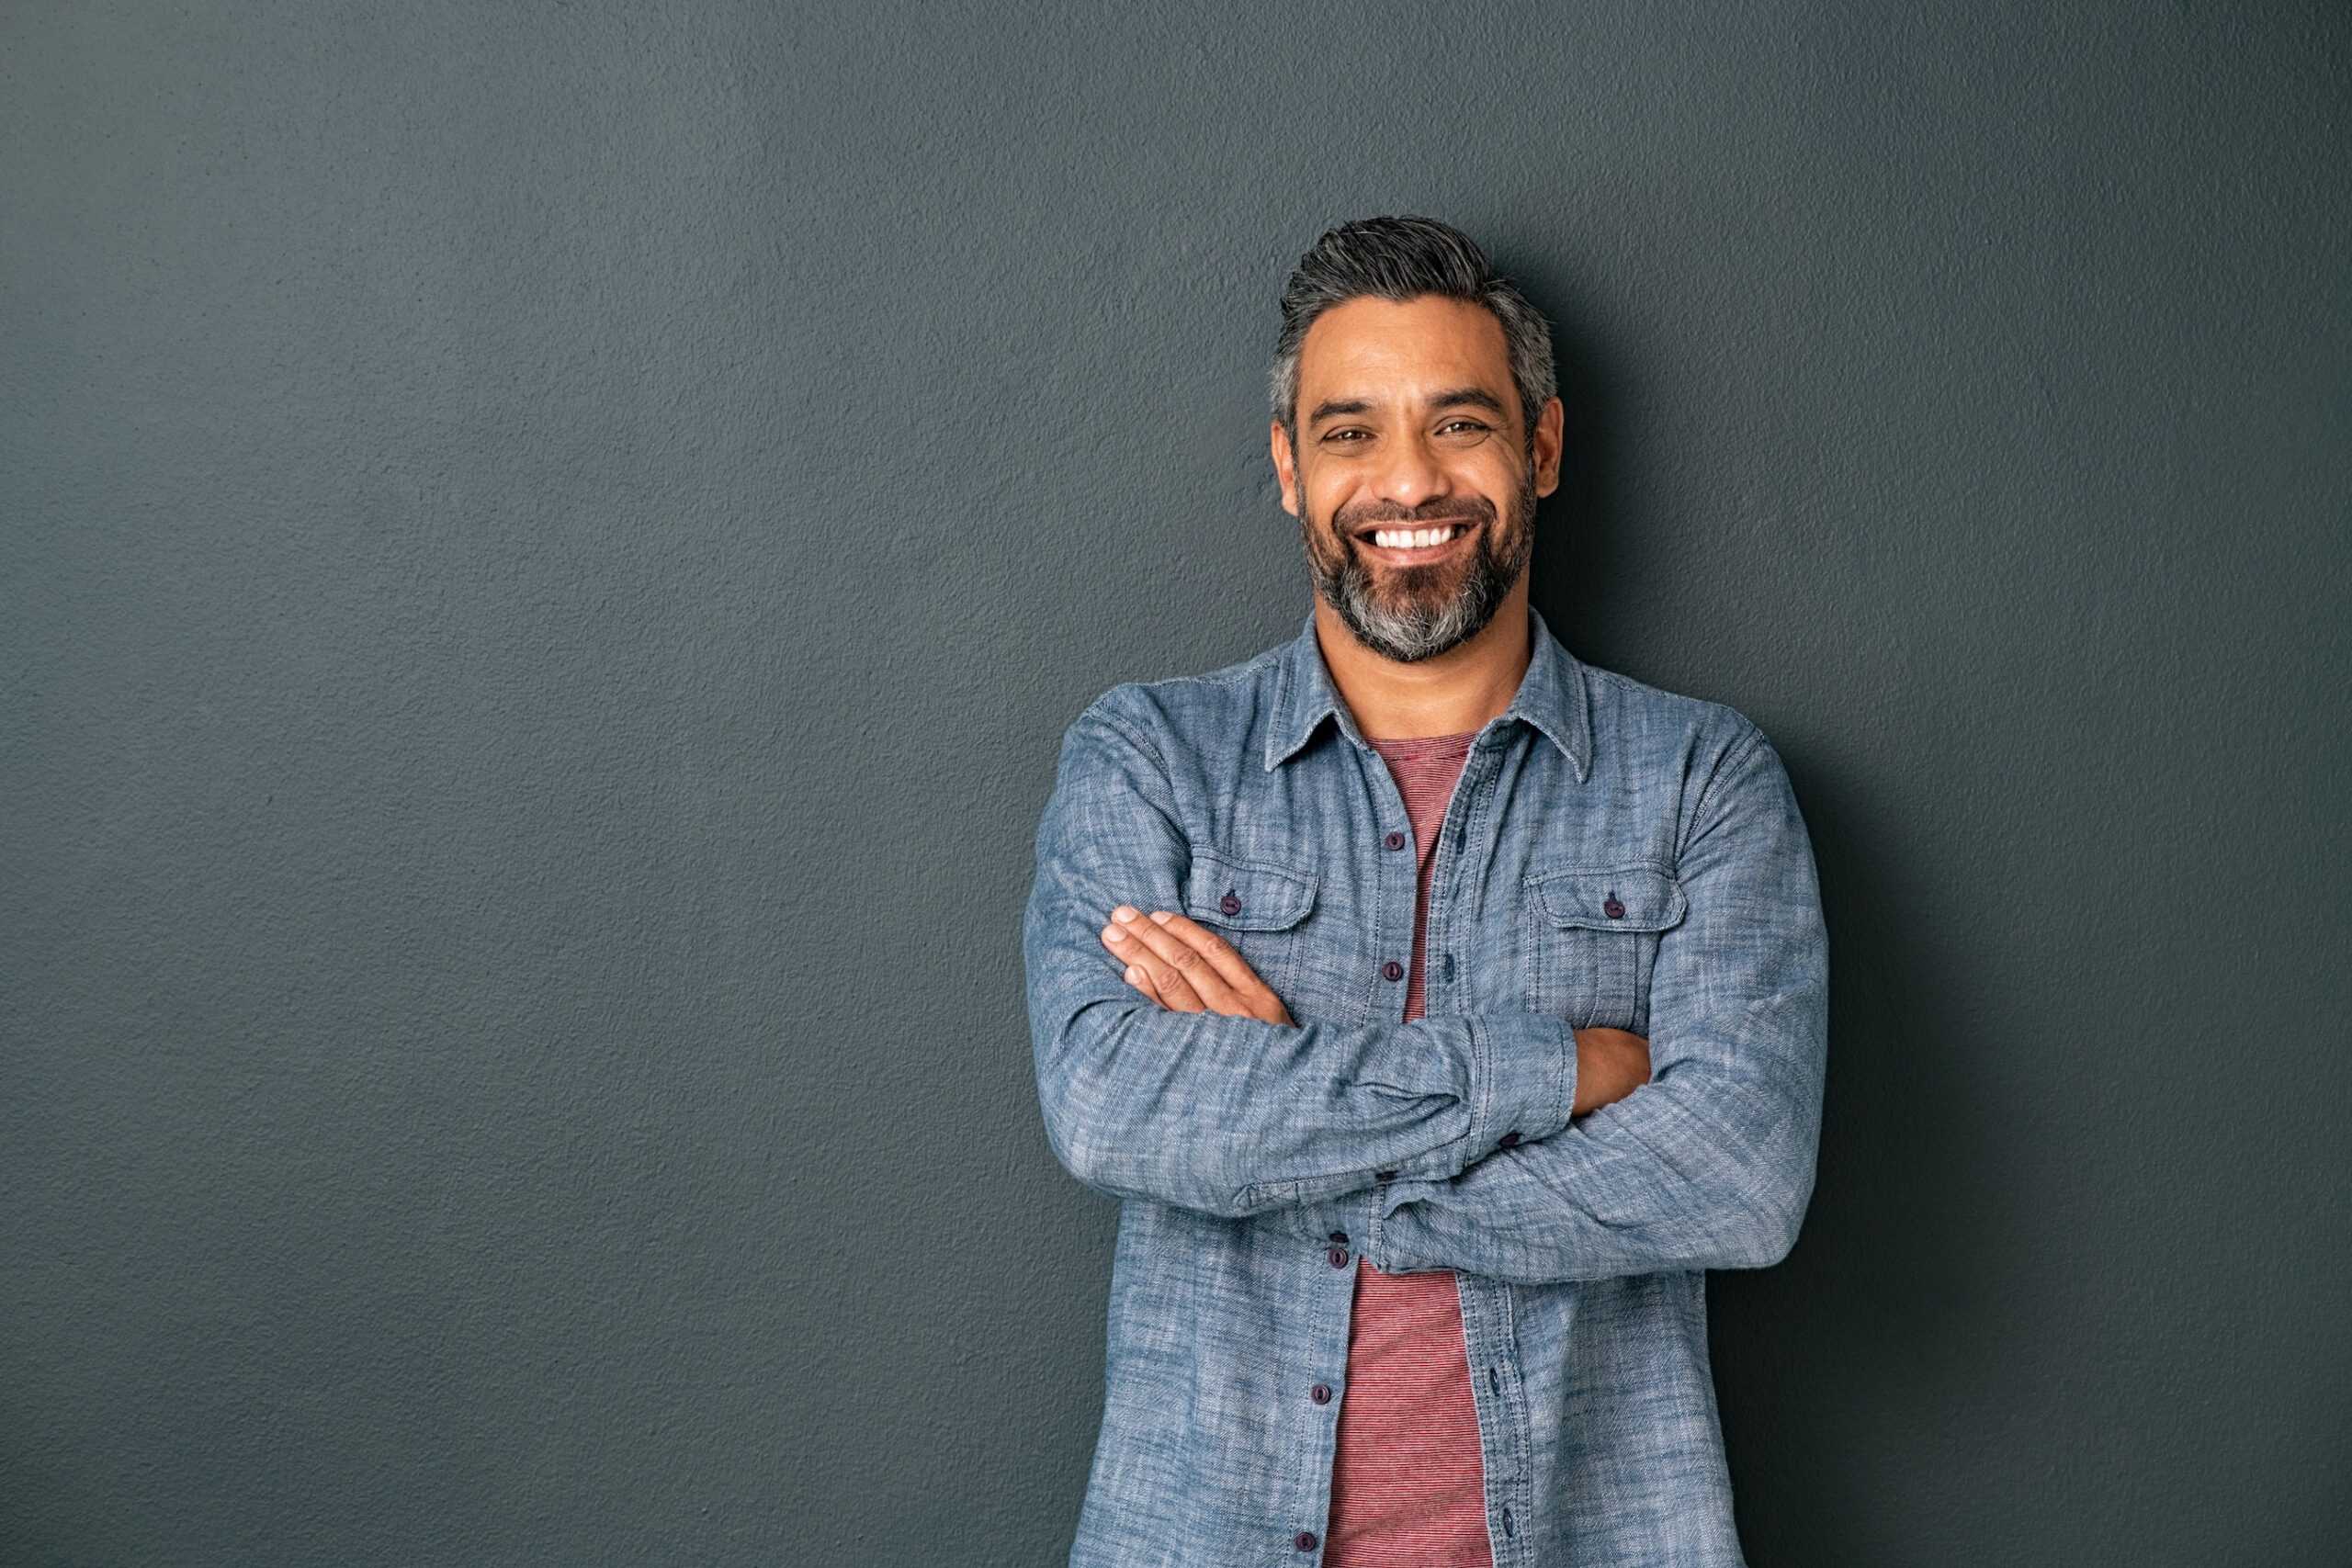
[1307,387,1510,425]
[1430,387,1509,415]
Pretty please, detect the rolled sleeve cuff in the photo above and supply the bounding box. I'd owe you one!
[1469,1010,1577,1155]
[1340,1013,1576,1206]
[1379,1010,1577,1193]
[1367,1011,1573,1272]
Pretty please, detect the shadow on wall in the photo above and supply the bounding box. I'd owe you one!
[1709,761,2007,1566]
[1521,287,2007,1566]
[1520,292,1620,652]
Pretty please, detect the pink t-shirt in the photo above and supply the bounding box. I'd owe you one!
[1325,731,1492,1568]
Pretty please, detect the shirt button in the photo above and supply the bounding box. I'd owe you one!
[1327,1246,1350,1268]
[1384,830,1407,852]
[1310,1382,1332,1404]
[1219,892,1242,917]
[1382,961,1404,982]
[1603,897,1626,919]
[1498,1132,1521,1148]
[1295,1532,1319,1552]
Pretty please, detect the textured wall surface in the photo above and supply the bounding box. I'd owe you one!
[5,3,2348,1563]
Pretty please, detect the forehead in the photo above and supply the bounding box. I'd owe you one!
[1295,295,1512,407]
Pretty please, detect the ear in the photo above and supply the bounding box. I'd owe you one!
[1530,396,1566,499]
[1270,420,1302,517]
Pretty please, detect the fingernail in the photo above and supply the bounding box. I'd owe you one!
[1149,910,1172,925]
[1103,925,1127,944]
[1124,965,1143,984]
[1111,907,1138,923]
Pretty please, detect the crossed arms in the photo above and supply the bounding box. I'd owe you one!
[1099,904,1656,1117]
[1023,709,1827,1284]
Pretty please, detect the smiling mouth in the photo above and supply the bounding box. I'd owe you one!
[1355,521,1475,551]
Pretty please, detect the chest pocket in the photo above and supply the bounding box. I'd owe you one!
[1183,851,1317,1001]
[1524,864,1687,1032]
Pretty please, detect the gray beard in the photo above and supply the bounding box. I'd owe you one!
[1303,476,1536,663]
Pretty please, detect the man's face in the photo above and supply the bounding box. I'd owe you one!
[1272,295,1564,663]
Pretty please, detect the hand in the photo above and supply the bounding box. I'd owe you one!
[1572,1027,1650,1116]
[1100,906,1295,1025]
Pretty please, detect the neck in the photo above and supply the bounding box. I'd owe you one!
[1313,578,1534,740]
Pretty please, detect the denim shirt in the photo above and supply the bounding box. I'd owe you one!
[1024,612,1826,1568]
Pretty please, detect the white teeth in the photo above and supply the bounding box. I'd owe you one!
[1372,525,1460,550]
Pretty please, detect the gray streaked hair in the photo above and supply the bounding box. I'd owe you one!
[1272,216,1557,445]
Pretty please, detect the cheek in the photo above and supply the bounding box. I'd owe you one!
[1306,470,1365,529]
[1457,454,1524,502]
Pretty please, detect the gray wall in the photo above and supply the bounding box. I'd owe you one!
[5,4,2346,1563]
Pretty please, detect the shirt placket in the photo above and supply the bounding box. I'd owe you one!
[1453,1271,1531,1565]
[1288,743,1429,1563]
[1435,739,1536,1564]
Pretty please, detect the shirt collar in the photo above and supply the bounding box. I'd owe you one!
[1262,608,1592,782]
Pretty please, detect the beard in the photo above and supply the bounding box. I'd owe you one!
[1301,471,1538,663]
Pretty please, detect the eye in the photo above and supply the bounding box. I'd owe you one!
[1435,418,1492,437]
[1319,426,1374,445]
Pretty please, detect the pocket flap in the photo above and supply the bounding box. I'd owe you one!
[1185,852,1317,931]
[1531,865,1686,932]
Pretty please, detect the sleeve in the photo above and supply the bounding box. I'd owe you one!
[1023,704,1579,1220]
[1366,729,1828,1283]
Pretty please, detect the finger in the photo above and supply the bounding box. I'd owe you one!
[1130,951,1207,1012]
[1102,910,1209,1011]
[1144,912,1271,996]
[1110,908,1250,1014]
[1105,911,1204,1010]
[1147,912,1294,1025]
[1121,960,1170,1009]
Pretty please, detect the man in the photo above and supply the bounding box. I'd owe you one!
[1024,217,1826,1567]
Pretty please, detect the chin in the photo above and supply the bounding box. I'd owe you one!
[1363,561,1473,610]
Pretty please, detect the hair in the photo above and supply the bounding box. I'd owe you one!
[1272,216,1556,446]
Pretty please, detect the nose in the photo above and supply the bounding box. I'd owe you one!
[1367,427,1450,509]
